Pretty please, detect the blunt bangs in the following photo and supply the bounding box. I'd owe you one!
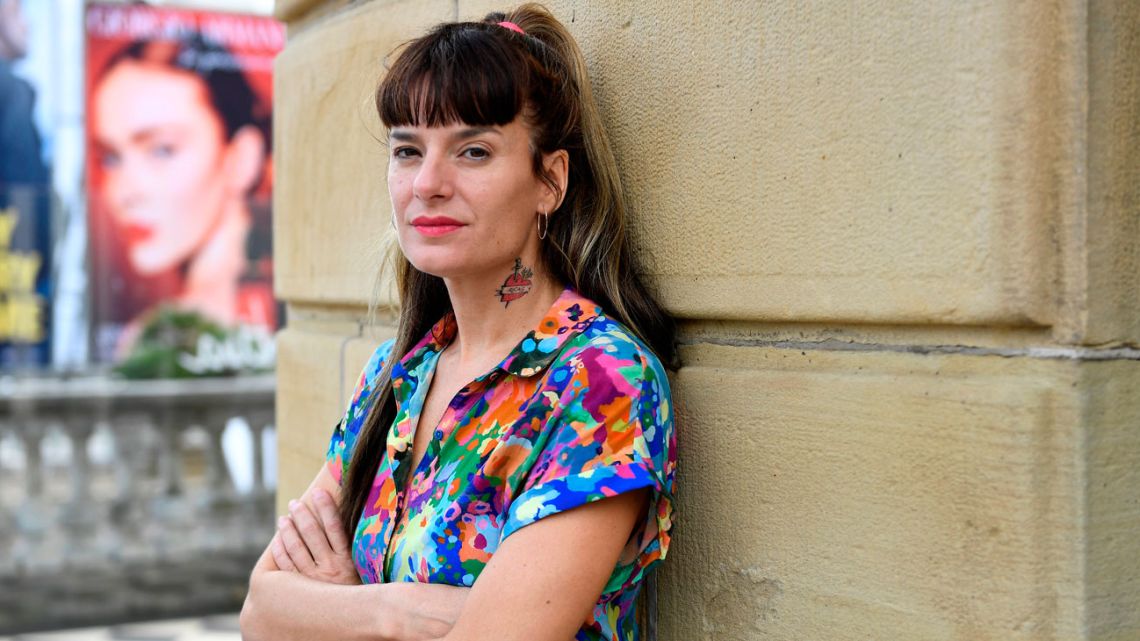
[378,23,529,129]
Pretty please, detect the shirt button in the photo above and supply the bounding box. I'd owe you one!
[434,429,444,440]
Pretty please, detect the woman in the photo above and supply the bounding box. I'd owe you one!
[90,34,275,357]
[241,5,676,640]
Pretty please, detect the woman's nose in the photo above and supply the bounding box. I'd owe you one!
[107,159,145,215]
[411,152,453,202]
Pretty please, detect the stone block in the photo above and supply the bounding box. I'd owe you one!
[1086,1,1140,345]
[274,327,354,507]
[274,0,324,23]
[1082,360,1140,640]
[660,343,1084,640]
[274,322,395,508]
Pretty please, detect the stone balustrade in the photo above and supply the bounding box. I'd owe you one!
[0,374,275,634]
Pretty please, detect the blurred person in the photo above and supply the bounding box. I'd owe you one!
[91,34,274,358]
[0,0,51,366]
[0,0,42,184]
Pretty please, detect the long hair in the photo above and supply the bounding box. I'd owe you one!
[340,4,676,537]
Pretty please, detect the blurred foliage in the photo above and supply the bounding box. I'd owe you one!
[113,307,268,379]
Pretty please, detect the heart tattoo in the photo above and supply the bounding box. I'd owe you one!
[495,258,534,307]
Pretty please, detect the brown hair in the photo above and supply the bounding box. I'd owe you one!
[340,4,676,537]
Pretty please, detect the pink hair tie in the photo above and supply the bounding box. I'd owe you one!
[498,20,526,35]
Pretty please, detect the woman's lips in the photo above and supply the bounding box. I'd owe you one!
[411,216,464,237]
[123,223,155,245]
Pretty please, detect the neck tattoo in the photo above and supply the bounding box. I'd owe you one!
[495,258,534,308]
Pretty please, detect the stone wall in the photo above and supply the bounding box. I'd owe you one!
[272,1,1140,638]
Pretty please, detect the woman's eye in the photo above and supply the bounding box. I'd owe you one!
[393,146,420,159]
[462,147,490,160]
[99,151,121,169]
[150,143,176,159]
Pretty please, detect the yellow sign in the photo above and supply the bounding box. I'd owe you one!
[0,206,46,342]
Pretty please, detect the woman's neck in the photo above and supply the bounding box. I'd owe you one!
[443,254,563,369]
[180,199,251,326]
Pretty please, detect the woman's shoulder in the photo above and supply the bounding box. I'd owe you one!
[538,306,675,481]
[557,310,671,397]
[365,337,396,375]
[350,338,396,399]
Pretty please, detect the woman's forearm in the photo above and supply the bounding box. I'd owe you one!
[241,570,387,641]
[380,582,471,640]
[241,569,468,641]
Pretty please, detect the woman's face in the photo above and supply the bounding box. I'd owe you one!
[93,61,234,276]
[387,118,561,281]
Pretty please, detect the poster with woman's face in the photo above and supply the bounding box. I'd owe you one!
[85,3,283,369]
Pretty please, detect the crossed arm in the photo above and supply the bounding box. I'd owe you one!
[239,464,647,641]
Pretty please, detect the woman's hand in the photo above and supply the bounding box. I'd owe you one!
[272,488,361,586]
[243,465,470,641]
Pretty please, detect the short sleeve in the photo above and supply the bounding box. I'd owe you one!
[501,345,676,585]
[325,339,395,486]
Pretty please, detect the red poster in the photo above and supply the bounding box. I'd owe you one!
[85,4,283,372]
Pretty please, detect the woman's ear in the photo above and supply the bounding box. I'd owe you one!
[224,125,267,194]
[540,149,570,214]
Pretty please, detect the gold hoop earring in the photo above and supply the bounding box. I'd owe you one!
[537,209,549,240]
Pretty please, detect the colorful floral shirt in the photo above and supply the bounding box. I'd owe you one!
[326,287,675,641]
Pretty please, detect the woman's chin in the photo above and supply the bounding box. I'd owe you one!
[129,249,180,277]
[403,250,480,280]
[408,260,467,280]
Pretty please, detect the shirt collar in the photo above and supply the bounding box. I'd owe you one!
[395,286,603,382]
[498,287,603,377]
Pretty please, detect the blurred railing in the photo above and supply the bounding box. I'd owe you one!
[0,374,275,634]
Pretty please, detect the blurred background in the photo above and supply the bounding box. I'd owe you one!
[0,0,282,635]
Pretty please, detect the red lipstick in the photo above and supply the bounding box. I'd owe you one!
[411,216,464,237]
[123,223,155,246]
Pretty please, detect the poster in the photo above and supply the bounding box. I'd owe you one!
[85,3,283,374]
[0,0,52,369]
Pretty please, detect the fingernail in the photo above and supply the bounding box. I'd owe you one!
[277,516,289,528]
[288,499,298,510]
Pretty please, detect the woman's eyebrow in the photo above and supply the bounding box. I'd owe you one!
[389,129,419,142]
[452,126,499,141]
[130,127,179,145]
[388,126,500,144]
